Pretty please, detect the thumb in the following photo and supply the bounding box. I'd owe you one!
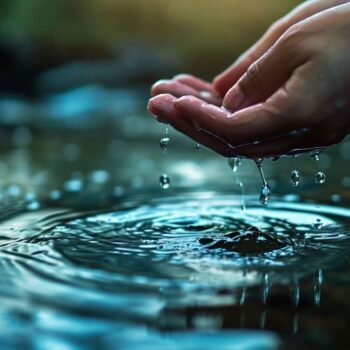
[213,0,344,96]
[213,21,285,96]
[222,28,308,112]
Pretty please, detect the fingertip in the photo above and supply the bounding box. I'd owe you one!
[147,93,177,116]
[222,85,246,112]
[150,79,172,97]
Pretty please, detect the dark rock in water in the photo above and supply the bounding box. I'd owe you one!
[199,226,288,255]
[198,238,214,245]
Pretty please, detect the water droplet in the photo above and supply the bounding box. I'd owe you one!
[314,269,323,306]
[311,150,321,162]
[159,174,170,189]
[293,277,300,307]
[315,172,326,184]
[255,159,271,205]
[260,184,271,205]
[228,158,242,172]
[196,143,200,150]
[262,273,270,304]
[290,170,301,187]
[160,137,170,152]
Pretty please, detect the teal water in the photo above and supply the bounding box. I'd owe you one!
[0,191,349,349]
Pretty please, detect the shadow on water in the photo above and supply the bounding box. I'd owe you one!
[0,191,349,349]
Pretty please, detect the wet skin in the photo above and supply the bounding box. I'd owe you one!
[148,0,350,159]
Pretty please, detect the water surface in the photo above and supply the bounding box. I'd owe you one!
[0,191,349,349]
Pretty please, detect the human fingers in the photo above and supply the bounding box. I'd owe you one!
[173,74,214,92]
[222,27,310,112]
[147,94,236,157]
[213,0,348,96]
[174,83,307,148]
[151,79,222,105]
[231,122,348,158]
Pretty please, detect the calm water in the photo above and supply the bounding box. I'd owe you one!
[0,191,350,349]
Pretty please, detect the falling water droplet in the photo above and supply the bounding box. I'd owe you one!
[196,143,200,150]
[159,174,170,189]
[311,150,321,162]
[237,181,246,212]
[240,269,247,306]
[293,277,300,307]
[228,158,245,210]
[160,137,170,152]
[228,158,242,173]
[290,170,301,187]
[315,172,326,184]
[165,127,169,135]
[262,273,270,304]
[260,185,271,205]
[314,269,323,306]
[255,159,271,205]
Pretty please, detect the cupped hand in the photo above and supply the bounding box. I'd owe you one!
[148,1,350,158]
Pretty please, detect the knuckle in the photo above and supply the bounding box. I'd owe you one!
[240,62,262,93]
[279,24,305,50]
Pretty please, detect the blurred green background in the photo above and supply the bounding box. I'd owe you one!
[0,0,301,94]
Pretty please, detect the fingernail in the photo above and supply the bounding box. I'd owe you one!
[224,86,246,111]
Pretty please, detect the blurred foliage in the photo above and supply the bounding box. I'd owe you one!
[1,0,302,75]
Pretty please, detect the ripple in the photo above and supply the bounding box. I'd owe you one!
[0,192,350,348]
[3,193,349,285]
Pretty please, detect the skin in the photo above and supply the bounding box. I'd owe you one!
[148,0,350,158]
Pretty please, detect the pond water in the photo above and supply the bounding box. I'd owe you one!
[0,88,350,349]
[0,190,349,349]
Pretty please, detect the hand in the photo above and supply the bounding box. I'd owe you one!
[152,1,348,102]
[148,1,350,158]
[213,0,350,96]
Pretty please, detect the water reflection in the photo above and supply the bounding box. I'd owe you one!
[0,192,349,348]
